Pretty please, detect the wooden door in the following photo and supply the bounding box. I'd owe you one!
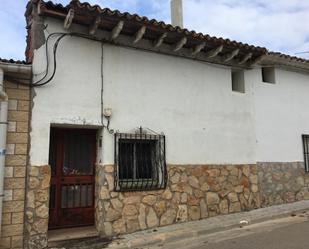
[48,128,96,229]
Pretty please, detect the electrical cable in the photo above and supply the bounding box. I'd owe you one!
[100,39,113,133]
[4,32,65,85]
[31,33,67,86]
[100,42,104,125]
[32,32,64,85]
[4,33,67,86]
[5,31,114,131]
[8,32,106,87]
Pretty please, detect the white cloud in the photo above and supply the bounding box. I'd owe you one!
[183,0,309,58]
[0,1,28,60]
[0,0,308,60]
[88,0,170,21]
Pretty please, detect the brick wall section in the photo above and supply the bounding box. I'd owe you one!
[0,80,30,249]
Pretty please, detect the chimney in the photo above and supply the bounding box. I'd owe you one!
[171,0,183,28]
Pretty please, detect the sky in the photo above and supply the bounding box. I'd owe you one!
[0,0,309,61]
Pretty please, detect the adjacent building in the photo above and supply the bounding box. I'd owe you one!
[0,59,32,248]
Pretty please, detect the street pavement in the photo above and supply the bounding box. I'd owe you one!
[50,201,309,249]
[106,200,309,249]
[152,212,309,249]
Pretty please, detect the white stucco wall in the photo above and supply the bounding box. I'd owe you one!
[102,45,256,164]
[30,18,257,165]
[30,18,309,166]
[254,68,309,162]
[30,20,103,165]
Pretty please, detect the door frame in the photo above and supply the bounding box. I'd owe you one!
[48,127,97,230]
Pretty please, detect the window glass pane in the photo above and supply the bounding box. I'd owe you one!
[115,133,167,191]
[63,132,93,175]
[49,185,56,209]
[48,130,57,176]
[303,135,309,172]
[119,141,134,179]
[136,141,155,179]
[62,185,82,208]
[61,186,67,208]
[81,185,87,207]
[74,185,81,207]
[87,185,93,206]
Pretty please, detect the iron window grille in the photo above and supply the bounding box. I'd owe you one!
[302,135,309,172]
[114,131,167,191]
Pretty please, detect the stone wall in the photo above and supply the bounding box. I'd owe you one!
[0,80,30,249]
[24,165,51,249]
[95,164,260,236]
[257,162,309,207]
[3,159,306,248]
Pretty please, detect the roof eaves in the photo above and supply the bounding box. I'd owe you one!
[268,52,309,64]
[258,52,309,73]
[26,0,267,57]
[24,1,309,73]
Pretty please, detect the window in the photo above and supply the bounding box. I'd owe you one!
[63,131,94,175]
[114,132,167,191]
[302,135,309,172]
[232,70,245,93]
[262,67,276,83]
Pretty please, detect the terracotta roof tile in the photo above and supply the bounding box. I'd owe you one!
[26,0,309,67]
[268,52,309,64]
[27,0,267,53]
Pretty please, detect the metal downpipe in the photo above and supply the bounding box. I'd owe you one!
[0,68,8,236]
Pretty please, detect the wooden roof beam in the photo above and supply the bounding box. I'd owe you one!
[239,53,252,64]
[205,45,223,58]
[223,49,239,62]
[89,16,102,35]
[64,9,74,29]
[173,37,187,52]
[153,33,167,48]
[111,21,124,40]
[250,54,267,66]
[133,25,147,44]
[191,42,206,56]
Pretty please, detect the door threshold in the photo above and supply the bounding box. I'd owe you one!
[48,226,99,247]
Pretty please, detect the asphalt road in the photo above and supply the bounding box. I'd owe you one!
[204,218,309,249]
[152,212,309,249]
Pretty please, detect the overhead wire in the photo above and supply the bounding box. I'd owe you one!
[4,31,112,131]
[32,33,67,86]
[4,32,65,86]
[32,32,65,85]
[5,32,104,87]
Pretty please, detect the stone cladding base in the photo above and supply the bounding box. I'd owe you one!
[25,165,51,249]
[95,164,260,236]
[21,162,309,248]
[257,162,309,207]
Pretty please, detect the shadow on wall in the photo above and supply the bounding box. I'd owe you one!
[257,162,309,207]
